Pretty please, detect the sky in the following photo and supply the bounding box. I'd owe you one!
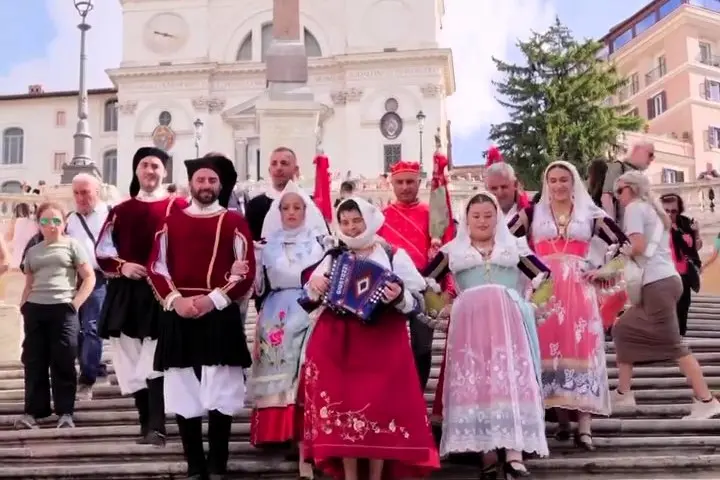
[0,0,650,165]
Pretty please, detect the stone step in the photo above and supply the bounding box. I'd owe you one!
[0,402,705,429]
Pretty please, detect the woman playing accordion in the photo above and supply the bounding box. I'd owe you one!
[299,197,439,480]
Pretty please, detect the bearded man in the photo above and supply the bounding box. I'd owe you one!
[96,147,188,446]
[147,155,255,480]
[377,161,453,389]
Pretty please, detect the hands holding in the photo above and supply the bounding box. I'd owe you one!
[230,260,249,278]
[174,295,216,318]
[309,275,330,296]
[121,262,147,280]
[381,282,402,303]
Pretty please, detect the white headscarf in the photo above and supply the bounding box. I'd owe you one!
[538,160,607,222]
[443,191,523,272]
[261,181,327,241]
[335,196,385,250]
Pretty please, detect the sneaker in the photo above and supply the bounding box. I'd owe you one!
[683,397,720,420]
[610,389,636,407]
[14,414,39,430]
[57,414,75,428]
[76,384,93,401]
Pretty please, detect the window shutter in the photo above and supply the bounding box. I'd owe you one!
[678,171,685,183]
[660,91,668,112]
[705,79,711,100]
[647,98,655,119]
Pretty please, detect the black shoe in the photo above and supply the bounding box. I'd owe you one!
[137,430,166,447]
[554,424,571,442]
[504,461,532,478]
[574,431,596,452]
[209,475,226,480]
[481,462,500,480]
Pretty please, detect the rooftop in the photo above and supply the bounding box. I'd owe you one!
[0,85,117,102]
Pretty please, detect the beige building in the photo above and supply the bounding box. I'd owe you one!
[0,88,119,192]
[603,0,720,182]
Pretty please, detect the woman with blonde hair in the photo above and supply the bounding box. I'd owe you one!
[612,171,720,419]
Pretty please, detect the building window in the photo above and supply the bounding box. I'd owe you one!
[630,73,640,95]
[658,0,682,19]
[53,152,67,171]
[2,127,24,165]
[55,110,66,127]
[383,144,402,172]
[647,91,667,119]
[657,55,667,76]
[706,80,720,101]
[260,24,322,61]
[0,180,23,193]
[627,107,640,117]
[103,149,118,185]
[710,127,720,148]
[635,12,656,35]
[662,168,684,184]
[611,28,633,52]
[104,99,118,132]
[699,42,713,63]
[236,33,252,61]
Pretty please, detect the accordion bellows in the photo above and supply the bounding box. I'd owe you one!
[324,252,403,322]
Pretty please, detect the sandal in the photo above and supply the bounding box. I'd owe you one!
[574,431,596,452]
[504,460,532,479]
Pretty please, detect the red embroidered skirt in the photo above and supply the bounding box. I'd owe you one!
[250,405,304,446]
[301,309,440,479]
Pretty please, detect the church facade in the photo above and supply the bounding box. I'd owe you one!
[0,0,454,193]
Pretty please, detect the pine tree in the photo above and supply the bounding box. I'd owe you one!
[488,17,643,189]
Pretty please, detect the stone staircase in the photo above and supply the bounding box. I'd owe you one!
[1,298,720,479]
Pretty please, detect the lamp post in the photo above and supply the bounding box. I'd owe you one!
[193,118,204,157]
[416,110,426,175]
[62,0,100,183]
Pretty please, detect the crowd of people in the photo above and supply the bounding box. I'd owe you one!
[4,141,720,480]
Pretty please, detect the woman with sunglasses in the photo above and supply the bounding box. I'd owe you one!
[15,202,95,430]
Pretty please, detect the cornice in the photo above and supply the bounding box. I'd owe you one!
[106,48,454,92]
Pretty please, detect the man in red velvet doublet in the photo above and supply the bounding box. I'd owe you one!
[378,161,453,390]
[147,155,255,480]
[96,146,186,446]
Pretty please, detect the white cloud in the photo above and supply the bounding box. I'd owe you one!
[440,0,556,137]
[0,0,122,94]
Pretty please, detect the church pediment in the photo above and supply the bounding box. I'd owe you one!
[222,95,334,130]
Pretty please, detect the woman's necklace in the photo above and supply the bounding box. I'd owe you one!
[550,203,573,239]
[472,240,495,275]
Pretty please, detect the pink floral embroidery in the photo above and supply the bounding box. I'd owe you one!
[268,327,285,347]
[302,360,410,443]
[278,310,286,321]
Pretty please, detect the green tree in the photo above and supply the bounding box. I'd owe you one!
[488,17,643,189]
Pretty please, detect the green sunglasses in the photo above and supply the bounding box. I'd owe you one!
[39,217,63,227]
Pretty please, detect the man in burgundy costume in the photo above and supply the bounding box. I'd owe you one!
[96,146,187,446]
[147,155,255,480]
[377,160,454,389]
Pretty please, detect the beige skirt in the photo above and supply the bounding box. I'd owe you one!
[612,275,688,364]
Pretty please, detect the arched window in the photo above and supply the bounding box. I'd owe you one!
[260,24,322,61]
[236,33,252,61]
[102,149,117,185]
[104,99,118,132]
[0,180,23,193]
[2,127,24,165]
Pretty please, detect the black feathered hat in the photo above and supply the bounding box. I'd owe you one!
[184,155,237,208]
[129,147,171,197]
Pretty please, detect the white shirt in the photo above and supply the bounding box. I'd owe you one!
[66,202,110,270]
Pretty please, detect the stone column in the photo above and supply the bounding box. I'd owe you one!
[265,0,311,100]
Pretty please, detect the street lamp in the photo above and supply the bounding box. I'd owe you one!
[416,110,426,173]
[71,0,93,166]
[193,118,204,157]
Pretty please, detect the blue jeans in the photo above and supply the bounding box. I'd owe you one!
[78,275,106,386]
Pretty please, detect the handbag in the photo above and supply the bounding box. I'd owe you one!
[624,219,664,305]
[685,260,701,293]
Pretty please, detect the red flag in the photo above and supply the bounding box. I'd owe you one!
[313,153,332,221]
[429,151,455,245]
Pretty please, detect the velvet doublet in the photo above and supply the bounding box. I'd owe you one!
[96,196,188,276]
[147,206,254,304]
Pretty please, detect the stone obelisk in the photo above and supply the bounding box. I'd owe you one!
[257,0,322,175]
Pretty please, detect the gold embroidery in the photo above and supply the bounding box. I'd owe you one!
[302,360,410,443]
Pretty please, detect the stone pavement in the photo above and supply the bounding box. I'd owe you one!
[1,272,720,477]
